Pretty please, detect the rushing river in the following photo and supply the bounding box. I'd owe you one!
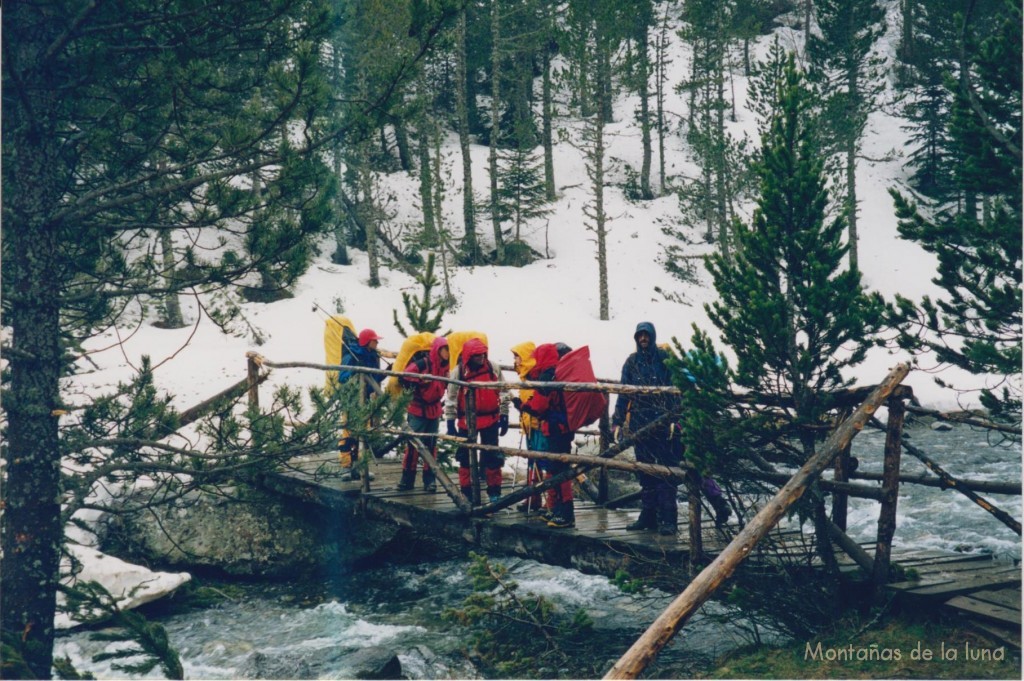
[55,424,1020,679]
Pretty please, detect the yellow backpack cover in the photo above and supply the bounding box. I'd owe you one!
[323,315,357,394]
[385,332,437,397]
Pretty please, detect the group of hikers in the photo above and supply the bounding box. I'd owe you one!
[330,320,731,536]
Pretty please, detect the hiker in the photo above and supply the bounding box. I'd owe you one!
[511,342,546,515]
[445,338,511,504]
[397,336,450,493]
[513,343,576,528]
[611,322,681,536]
[337,328,382,480]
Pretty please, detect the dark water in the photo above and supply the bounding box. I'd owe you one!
[55,424,1020,679]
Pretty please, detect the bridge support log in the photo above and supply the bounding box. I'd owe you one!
[407,435,472,513]
[603,363,910,680]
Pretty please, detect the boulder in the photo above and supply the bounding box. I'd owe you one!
[99,486,398,578]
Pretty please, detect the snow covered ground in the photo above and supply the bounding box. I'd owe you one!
[58,8,1005,625]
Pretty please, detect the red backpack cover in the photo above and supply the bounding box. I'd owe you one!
[554,346,607,431]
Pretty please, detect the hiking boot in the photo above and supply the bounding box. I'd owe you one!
[424,481,437,493]
[348,467,360,481]
[709,495,731,525]
[423,470,437,493]
[396,470,415,491]
[547,514,575,529]
[626,509,657,531]
[658,523,677,536]
[488,493,502,504]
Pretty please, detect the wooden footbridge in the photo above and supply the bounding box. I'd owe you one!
[235,353,1021,674]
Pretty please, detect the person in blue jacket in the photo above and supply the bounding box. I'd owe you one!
[338,328,382,480]
[611,322,681,536]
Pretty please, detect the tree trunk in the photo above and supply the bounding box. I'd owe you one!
[594,46,610,321]
[393,116,413,173]
[159,230,185,328]
[3,115,65,676]
[846,66,860,273]
[489,0,506,264]
[455,7,479,264]
[360,160,381,287]
[418,100,437,245]
[638,23,654,200]
[656,4,668,193]
[542,47,556,201]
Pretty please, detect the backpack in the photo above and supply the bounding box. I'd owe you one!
[385,332,436,397]
[554,346,607,431]
[323,315,358,394]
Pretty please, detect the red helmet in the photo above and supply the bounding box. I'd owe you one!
[358,328,381,346]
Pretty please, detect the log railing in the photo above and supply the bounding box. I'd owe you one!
[242,352,1020,589]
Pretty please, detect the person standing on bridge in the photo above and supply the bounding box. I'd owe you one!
[445,338,510,504]
[337,328,382,481]
[511,342,547,516]
[611,322,681,536]
[513,343,576,529]
[397,336,450,493]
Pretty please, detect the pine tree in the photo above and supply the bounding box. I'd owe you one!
[393,253,451,335]
[0,1,449,673]
[807,0,886,273]
[890,0,1022,425]
[706,55,884,443]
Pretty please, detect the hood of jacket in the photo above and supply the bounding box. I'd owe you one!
[462,337,489,369]
[634,321,658,353]
[531,343,561,376]
[429,336,449,375]
[511,341,537,379]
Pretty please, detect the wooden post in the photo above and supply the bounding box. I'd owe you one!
[832,408,852,531]
[466,388,480,505]
[603,363,909,680]
[872,396,905,586]
[686,472,702,577]
[598,411,611,503]
[246,353,261,410]
[359,375,370,495]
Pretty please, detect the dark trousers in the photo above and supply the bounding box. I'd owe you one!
[634,427,679,526]
[402,414,438,472]
[456,423,504,495]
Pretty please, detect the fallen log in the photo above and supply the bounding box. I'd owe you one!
[603,363,910,679]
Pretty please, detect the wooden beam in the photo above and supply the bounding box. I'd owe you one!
[603,363,910,680]
[873,397,906,586]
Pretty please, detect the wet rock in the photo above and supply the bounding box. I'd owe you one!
[346,646,403,679]
[239,651,313,679]
[930,421,954,431]
[98,486,398,578]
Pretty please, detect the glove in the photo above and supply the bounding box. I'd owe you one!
[511,396,522,411]
[447,419,458,436]
[498,414,509,436]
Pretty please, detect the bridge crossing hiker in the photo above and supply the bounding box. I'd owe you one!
[514,343,577,528]
[337,328,382,481]
[397,336,450,492]
[612,322,682,536]
[511,342,547,516]
[445,338,511,504]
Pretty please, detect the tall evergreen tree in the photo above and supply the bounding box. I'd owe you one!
[1,0,451,673]
[807,0,886,273]
[706,55,883,445]
[890,0,1022,425]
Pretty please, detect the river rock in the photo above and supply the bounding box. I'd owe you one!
[345,646,403,680]
[98,486,398,578]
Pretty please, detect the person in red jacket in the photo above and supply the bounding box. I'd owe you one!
[444,338,510,504]
[397,336,450,492]
[514,343,575,528]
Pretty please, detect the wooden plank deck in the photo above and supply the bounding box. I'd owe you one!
[263,453,1020,610]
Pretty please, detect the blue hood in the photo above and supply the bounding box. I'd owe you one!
[634,321,657,351]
